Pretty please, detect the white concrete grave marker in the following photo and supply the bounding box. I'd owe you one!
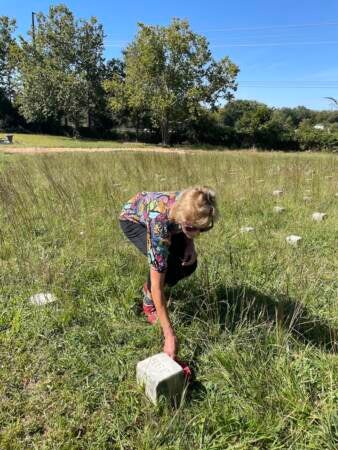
[286,235,302,246]
[312,212,327,222]
[273,189,283,196]
[303,196,312,202]
[273,206,286,213]
[240,226,255,233]
[137,353,186,404]
[29,292,56,305]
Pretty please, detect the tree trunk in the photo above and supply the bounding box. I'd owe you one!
[135,113,139,142]
[161,115,170,146]
[87,89,92,129]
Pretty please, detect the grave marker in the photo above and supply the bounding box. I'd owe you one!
[137,353,186,404]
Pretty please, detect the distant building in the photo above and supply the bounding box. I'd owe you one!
[313,124,325,130]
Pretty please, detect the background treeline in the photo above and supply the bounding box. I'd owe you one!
[1,4,338,150]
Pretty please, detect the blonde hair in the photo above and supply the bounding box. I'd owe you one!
[169,186,218,228]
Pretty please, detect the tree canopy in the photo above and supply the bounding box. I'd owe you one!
[16,5,106,134]
[1,5,338,151]
[105,19,239,145]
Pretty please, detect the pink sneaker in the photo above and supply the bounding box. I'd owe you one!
[142,303,158,324]
[142,283,158,324]
[174,357,192,380]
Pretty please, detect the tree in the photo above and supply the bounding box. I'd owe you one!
[76,17,106,129]
[105,19,239,145]
[0,16,17,102]
[296,120,338,151]
[17,4,106,135]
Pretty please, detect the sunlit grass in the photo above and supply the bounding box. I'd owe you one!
[0,133,150,148]
[0,150,337,449]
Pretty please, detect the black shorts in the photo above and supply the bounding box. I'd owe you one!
[119,219,197,288]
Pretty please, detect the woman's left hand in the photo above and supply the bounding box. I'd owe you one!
[181,240,197,266]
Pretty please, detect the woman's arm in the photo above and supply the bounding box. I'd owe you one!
[181,236,197,266]
[150,268,178,358]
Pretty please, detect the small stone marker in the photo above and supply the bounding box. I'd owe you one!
[312,212,327,222]
[303,196,312,202]
[240,226,255,233]
[137,353,186,404]
[29,292,56,305]
[273,189,283,196]
[273,206,286,213]
[286,235,302,246]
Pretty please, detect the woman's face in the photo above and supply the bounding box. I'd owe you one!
[181,223,201,239]
[180,218,214,239]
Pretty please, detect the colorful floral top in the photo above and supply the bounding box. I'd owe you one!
[119,191,181,272]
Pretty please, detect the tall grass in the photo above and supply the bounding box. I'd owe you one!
[0,151,337,449]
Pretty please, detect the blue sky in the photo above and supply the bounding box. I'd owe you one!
[2,0,338,110]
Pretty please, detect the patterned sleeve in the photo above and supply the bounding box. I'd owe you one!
[146,217,171,272]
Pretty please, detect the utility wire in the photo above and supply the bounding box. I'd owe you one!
[200,22,338,32]
[210,40,338,47]
[104,40,338,48]
[240,80,338,83]
[104,21,338,44]
[240,85,338,89]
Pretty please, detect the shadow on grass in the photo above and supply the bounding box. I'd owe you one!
[175,283,337,354]
[174,283,337,405]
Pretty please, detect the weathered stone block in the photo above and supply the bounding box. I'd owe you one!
[312,212,327,222]
[29,292,56,305]
[273,206,286,213]
[240,226,255,233]
[137,353,185,404]
[273,189,283,196]
[286,235,302,246]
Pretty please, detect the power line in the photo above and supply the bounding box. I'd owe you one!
[104,40,338,48]
[240,85,338,89]
[200,22,338,32]
[210,40,338,47]
[240,80,338,83]
[103,21,338,45]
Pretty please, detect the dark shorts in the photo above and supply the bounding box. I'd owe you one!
[119,219,197,288]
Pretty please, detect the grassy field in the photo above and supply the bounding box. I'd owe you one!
[0,150,337,449]
[0,133,150,148]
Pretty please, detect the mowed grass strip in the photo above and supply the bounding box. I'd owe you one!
[0,151,337,449]
[0,133,150,148]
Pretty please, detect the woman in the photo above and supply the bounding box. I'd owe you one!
[119,186,218,359]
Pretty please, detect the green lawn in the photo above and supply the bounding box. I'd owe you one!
[0,150,337,449]
[0,132,150,148]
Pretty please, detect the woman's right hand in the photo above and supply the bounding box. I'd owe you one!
[163,332,178,359]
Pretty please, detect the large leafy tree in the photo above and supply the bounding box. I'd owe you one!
[105,19,239,145]
[0,16,17,102]
[17,4,105,134]
[76,17,106,129]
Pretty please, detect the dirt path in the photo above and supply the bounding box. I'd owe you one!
[0,146,198,155]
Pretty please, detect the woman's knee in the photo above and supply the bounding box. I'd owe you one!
[183,259,198,277]
[165,259,197,287]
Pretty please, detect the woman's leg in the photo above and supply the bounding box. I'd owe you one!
[164,233,198,287]
[119,220,153,302]
[119,220,147,256]
[120,221,197,290]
